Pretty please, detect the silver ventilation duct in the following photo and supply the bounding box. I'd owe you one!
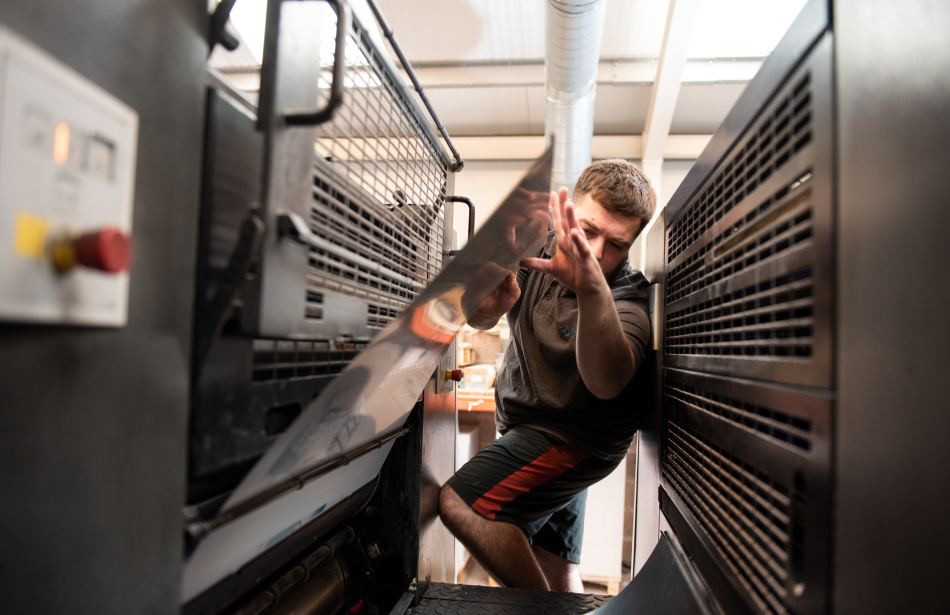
[544,0,607,193]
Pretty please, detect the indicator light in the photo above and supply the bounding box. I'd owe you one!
[53,121,69,164]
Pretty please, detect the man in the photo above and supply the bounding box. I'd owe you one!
[439,159,657,592]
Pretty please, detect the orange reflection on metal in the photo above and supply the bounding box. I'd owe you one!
[53,122,69,164]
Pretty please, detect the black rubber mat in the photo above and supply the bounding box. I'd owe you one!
[412,582,612,614]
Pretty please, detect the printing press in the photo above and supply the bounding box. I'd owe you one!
[0,0,948,614]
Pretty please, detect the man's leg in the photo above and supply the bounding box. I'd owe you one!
[532,545,584,593]
[439,484,549,590]
[440,427,612,590]
[529,487,589,593]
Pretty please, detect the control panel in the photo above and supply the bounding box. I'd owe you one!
[0,24,138,326]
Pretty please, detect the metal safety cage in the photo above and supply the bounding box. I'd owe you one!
[245,0,454,341]
[190,0,458,501]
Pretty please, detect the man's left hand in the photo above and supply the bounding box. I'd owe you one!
[520,187,607,298]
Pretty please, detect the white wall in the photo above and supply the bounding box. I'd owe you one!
[449,160,534,250]
[578,456,627,581]
[659,159,695,208]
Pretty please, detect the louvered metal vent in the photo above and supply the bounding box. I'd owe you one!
[308,160,439,322]
[252,338,366,383]
[665,420,802,615]
[666,174,813,304]
[366,302,399,328]
[668,73,813,264]
[658,37,834,615]
[666,264,815,359]
[665,381,812,451]
[662,60,831,388]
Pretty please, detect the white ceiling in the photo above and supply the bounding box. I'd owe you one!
[215,0,807,138]
[371,0,805,62]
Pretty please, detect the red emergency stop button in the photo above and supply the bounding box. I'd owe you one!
[74,227,132,273]
[51,227,132,274]
[443,369,462,382]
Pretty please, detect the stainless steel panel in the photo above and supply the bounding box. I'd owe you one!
[633,196,667,576]
[632,417,661,576]
[419,345,457,592]
[419,163,456,591]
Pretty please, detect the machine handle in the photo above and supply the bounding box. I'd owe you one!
[443,196,475,256]
[207,0,237,55]
[284,0,349,126]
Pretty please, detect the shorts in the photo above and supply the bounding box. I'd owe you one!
[446,425,620,564]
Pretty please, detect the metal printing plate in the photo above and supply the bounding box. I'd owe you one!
[222,146,553,512]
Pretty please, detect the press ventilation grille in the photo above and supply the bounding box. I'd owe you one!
[252,339,366,383]
[665,420,805,615]
[665,265,814,359]
[668,73,813,264]
[308,167,439,322]
[665,381,812,451]
[667,177,813,304]
[367,302,399,328]
[313,7,447,223]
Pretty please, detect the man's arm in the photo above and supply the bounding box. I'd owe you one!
[521,189,636,399]
[575,279,637,399]
[468,272,520,330]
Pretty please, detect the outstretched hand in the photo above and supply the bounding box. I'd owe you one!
[469,271,521,330]
[520,188,606,297]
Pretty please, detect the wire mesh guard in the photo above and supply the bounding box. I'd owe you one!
[305,3,447,327]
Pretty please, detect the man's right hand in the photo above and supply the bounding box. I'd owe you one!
[468,272,520,330]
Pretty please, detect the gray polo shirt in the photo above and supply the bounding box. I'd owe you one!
[494,231,651,461]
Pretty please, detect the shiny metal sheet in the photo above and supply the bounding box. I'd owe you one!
[222,147,552,512]
[181,444,390,604]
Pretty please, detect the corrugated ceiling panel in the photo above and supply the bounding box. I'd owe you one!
[669,82,748,133]
[418,87,534,135]
[593,84,653,134]
[375,0,541,61]
[688,0,809,57]
[600,0,670,58]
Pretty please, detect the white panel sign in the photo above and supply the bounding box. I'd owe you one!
[0,25,138,326]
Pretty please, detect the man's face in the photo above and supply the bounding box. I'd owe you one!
[572,193,641,278]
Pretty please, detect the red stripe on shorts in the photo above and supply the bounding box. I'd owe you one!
[471,444,589,520]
